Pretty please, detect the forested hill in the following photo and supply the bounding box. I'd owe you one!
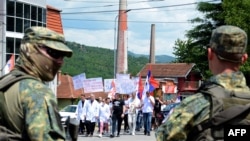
[61,41,175,79]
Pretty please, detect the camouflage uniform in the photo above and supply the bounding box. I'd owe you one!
[155,25,249,141]
[155,72,250,141]
[0,27,73,140]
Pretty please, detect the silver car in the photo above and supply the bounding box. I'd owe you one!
[59,105,78,127]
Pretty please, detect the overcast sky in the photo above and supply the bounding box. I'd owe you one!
[46,0,217,57]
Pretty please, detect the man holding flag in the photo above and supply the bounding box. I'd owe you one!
[141,91,155,136]
[141,69,158,136]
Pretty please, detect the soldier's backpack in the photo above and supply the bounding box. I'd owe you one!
[187,82,250,141]
[0,70,37,141]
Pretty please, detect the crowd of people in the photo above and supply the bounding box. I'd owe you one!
[78,92,158,137]
[76,91,181,138]
[1,25,248,141]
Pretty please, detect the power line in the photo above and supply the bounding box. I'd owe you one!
[62,18,190,24]
[61,0,219,14]
[0,7,197,16]
[63,0,119,3]
[61,0,164,9]
[61,4,115,9]
[63,0,163,3]
[63,26,110,30]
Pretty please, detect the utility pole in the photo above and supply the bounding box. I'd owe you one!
[116,0,128,74]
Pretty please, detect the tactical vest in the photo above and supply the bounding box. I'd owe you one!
[0,70,37,141]
[187,82,250,141]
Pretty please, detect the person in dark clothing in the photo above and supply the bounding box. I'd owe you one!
[110,93,125,137]
[153,96,164,129]
[123,95,130,133]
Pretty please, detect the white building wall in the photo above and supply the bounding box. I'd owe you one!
[0,0,6,73]
[0,0,56,96]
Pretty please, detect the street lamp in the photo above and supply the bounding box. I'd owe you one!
[113,9,131,78]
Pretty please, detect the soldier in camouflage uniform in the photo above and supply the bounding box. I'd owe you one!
[155,25,250,141]
[0,26,72,140]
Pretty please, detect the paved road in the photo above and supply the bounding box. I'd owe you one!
[77,130,156,141]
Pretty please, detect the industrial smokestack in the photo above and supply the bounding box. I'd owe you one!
[116,0,128,74]
[149,24,155,63]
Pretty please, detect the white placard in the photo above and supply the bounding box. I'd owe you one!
[104,79,115,92]
[116,73,130,80]
[116,79,136,94]
[72,73,86,90]
[83,77,103,93]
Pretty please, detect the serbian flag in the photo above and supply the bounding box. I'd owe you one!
[3,54,15,75]
[146,70,159,93]
[141,69,159,99]
[136,75,144,99]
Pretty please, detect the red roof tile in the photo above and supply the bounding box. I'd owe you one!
[46,5,64,34]
[138,63,195,78]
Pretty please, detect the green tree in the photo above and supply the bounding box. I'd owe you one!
[173,1,250,79]
[173,2,224,78]
[222,0,250,75]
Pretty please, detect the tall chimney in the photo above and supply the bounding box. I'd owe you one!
[116,0,128,74]
[149,24,155,63]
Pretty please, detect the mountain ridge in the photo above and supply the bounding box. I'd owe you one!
[128,51,175,63]
[61,41,176,78]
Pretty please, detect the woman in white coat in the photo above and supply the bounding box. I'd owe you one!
[98,98,111,137]
[127,92,140,135]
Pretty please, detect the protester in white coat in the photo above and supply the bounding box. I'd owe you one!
[98,98,111,137]
[77,94,87,134]
[127,92,140,135]
[82,94,100,137]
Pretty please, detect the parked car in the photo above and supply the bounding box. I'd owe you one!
[59,105,78,127]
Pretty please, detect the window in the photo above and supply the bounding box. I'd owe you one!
[37,22,42,26]
[15,39,21,54]
[6,38,21,62]
[6,2,46,33]
[38,8,42,22]
[7,17,14,32]
[16,2,23,18]
[16,18,23,33]
[31,6,37,21]
[5,1,47,65]
[42,9,46,23]
[6,37,14,53]
[24,19,30,31]
[24,4,30,19]
[31,21,37,27]
[7,1,15,16]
